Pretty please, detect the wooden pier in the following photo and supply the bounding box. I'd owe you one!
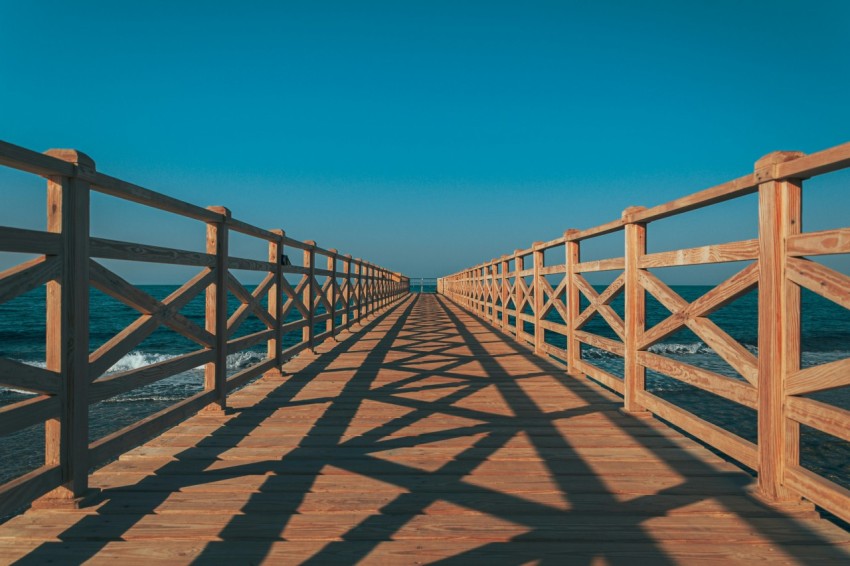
[0,293,848,563]
[2,140,850,563]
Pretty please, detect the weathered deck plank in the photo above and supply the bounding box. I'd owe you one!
[0,294,848,564]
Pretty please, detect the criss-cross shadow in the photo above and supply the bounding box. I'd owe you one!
[7,294,850,564]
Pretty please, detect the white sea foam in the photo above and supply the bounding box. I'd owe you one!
[4,349,268,399]
[648,342,711,355]
[106,351,179,373]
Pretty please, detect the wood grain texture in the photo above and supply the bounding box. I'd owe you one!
[639,239,759,268]
[205,207,229,411]
[788,227,850,257]
[44,162,92,499]
[623,216,646,413]
[90,237,215,267]
[0,226,61,255]
[0,357,59,395]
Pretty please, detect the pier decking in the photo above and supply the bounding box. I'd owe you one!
[1,294,848,563]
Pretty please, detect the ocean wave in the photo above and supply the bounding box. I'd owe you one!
[226,350,265,371]
[108,351,179,373]
[648,342,712,355]
[103,394,188,403]
[3,349,270,398]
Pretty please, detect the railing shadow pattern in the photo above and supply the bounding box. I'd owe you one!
[2,294,848,563]
[440,142,850,523]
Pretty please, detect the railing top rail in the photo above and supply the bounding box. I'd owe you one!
[442,141,850,279]
[0,140,75,177]
[0,139,403,271]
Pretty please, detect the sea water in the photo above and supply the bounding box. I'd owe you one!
[1,286,848,492]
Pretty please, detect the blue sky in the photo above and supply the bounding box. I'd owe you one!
[1,1,849,282]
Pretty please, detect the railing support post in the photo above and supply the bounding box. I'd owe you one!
[500,257,509,331]
[42,149,94,505]
[533,243,545,354]
[756,151,805,501]
[304,241,316,351]
[623,206,648,414]
[267,229,284,374]
[478,266,485,316]
[354,259,363,323]
[363,261,369,319]
[490,264,499,326]
[514,251,524,341]
[565,230,584,377]
[342,255,352,328]
[205,206,230,412]
[327,250,338,336]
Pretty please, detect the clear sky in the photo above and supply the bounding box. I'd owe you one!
[1,1,849,283]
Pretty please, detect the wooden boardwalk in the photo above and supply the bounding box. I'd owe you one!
[1,294,849,564]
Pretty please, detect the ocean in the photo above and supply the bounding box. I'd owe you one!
[1,285,848,494]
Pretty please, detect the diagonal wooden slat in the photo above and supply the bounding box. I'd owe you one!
[639,263,757,350]
[597,273,625,305]
[686,317,758,386]
[539,276,567,316]
[787,257,850,311]
[313,276,334,313]
[226,272,276,336]
[324,276,338,309]
[638,270,688,313]
[90,261,214,348]
[639,312,688,350]
[640,270,757,386]
[89,268,215,379]
[0,357,59,395]
[515,276,532,315]
[337,279,349,308]
[281,276,309,320]
[687,262,759,317]
[572,274,625,340]
[0,256,59,306]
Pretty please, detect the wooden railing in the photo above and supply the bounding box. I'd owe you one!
[0,141,409,515]
[440,142,850,523]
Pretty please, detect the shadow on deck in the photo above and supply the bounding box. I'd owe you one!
[1,294,848,564]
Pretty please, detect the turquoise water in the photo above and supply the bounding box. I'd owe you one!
[1,286,848,492]
[0,285,334,483]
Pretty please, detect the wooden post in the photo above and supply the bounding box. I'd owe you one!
[42,149,93,504]
[342,254,352,328]
[500,256,509,331]
[354,259,363,323]
[533,243,545,354]
[473,265,485,316]
[481,263,490,320]
[756,150,805,501]
[565,230,583,377]
[303,241,316,351]
[472,266,478,314]
[205,206,230,411]
[374,266,381,311]
[267,229,284,372]
[370,263,375,315]
[490,263,499,326]
[481,267,487,318]
[623,206,648,414]
[514,251,524,341]
[363,262,371,317]
[327,250,337,336]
